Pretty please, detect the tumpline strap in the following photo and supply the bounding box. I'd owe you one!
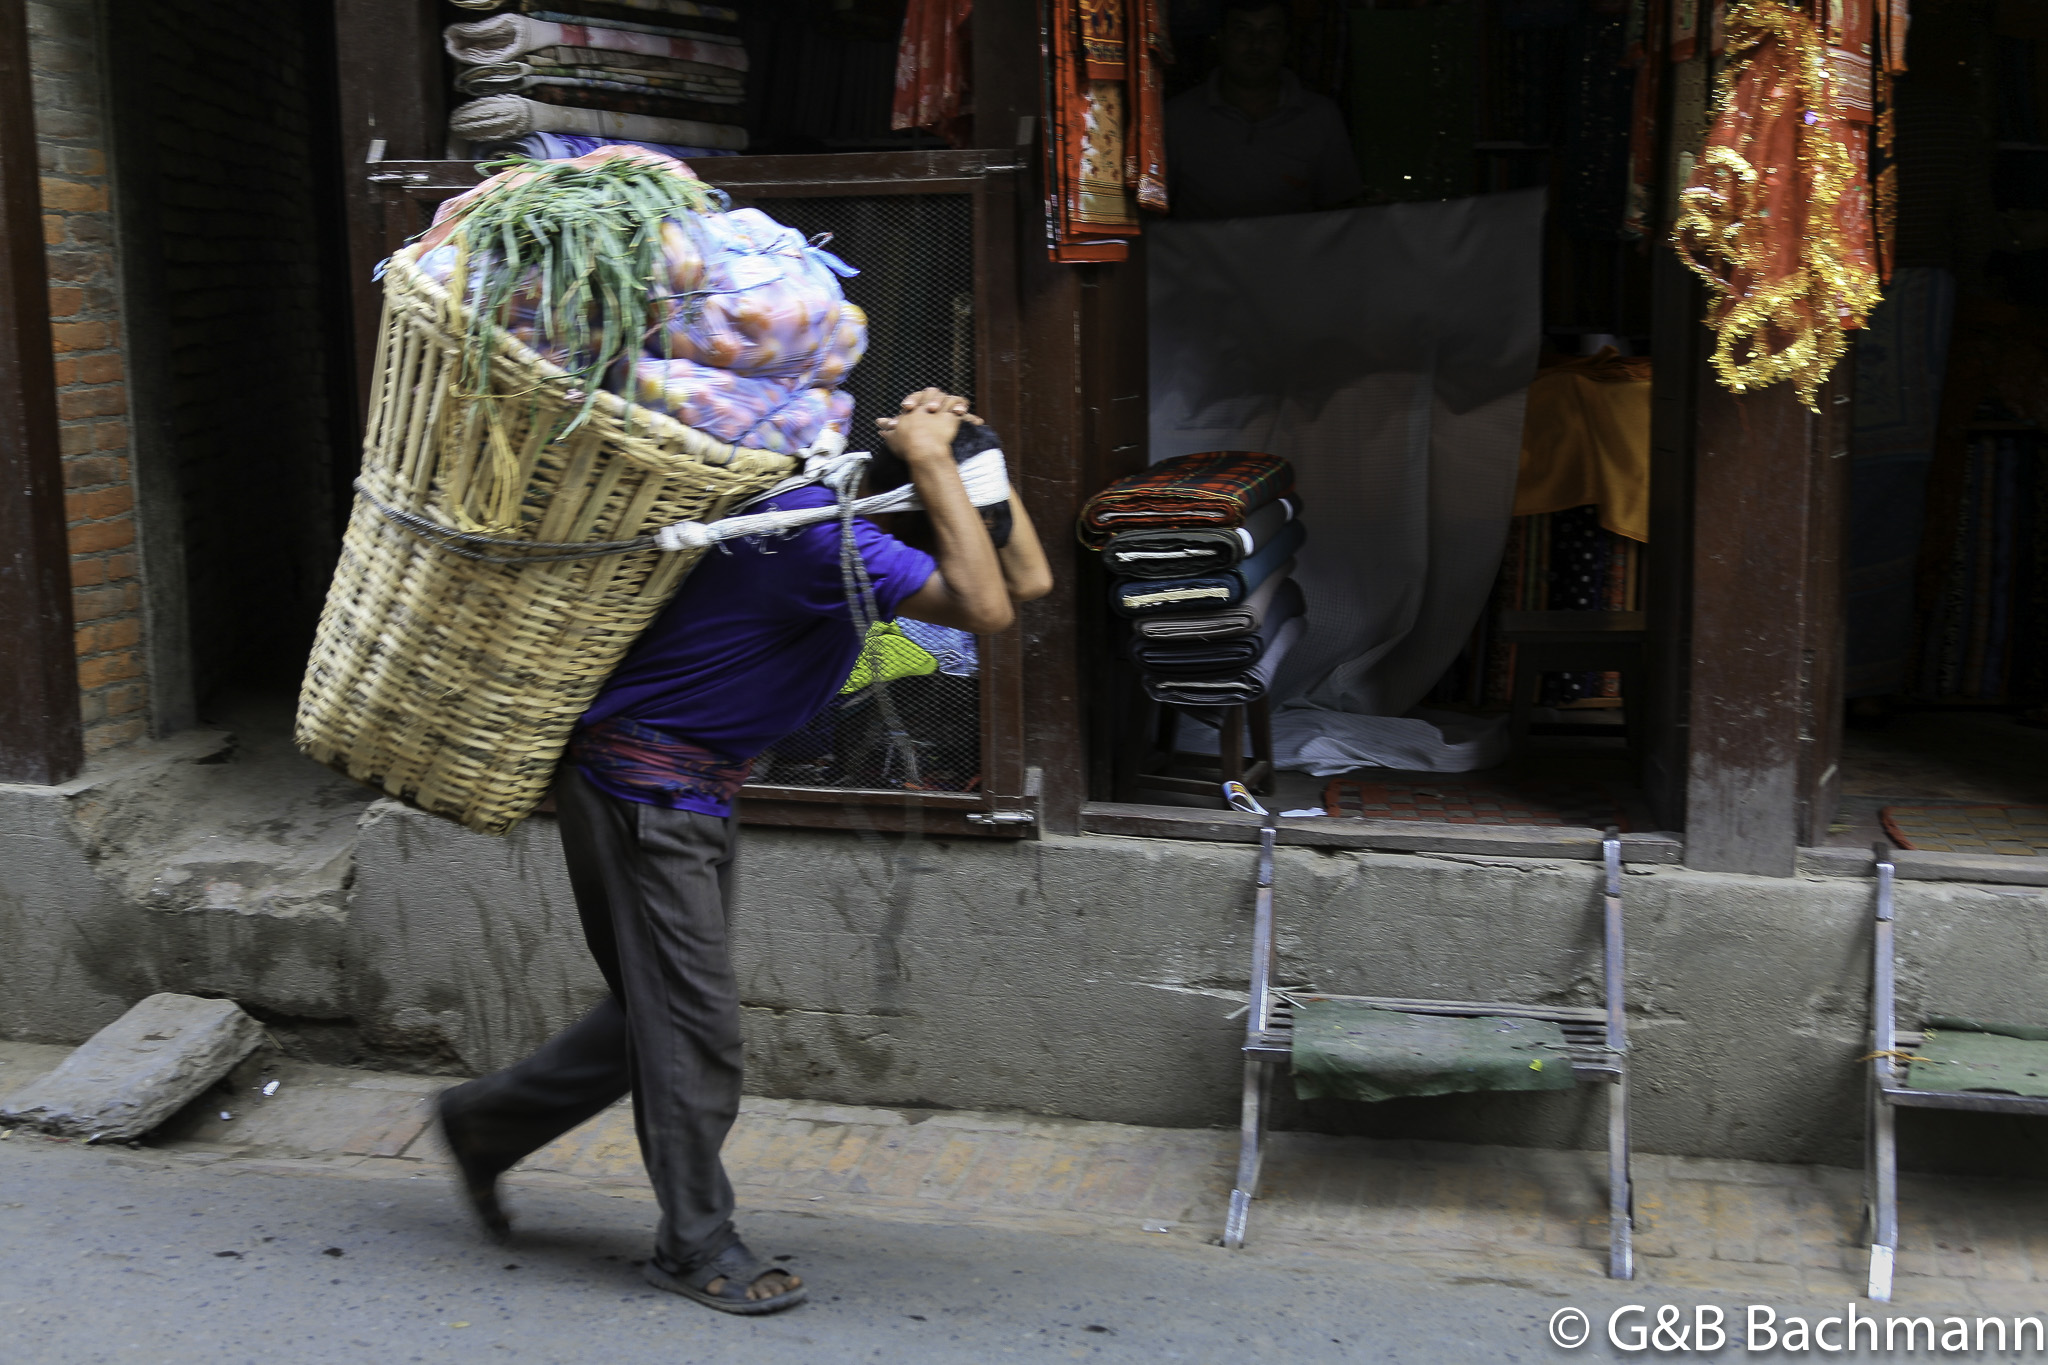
[354,446,1011,563]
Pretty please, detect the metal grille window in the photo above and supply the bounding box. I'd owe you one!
[361,151,1035,836]
[744,193,985,796]
[763,195,976,421]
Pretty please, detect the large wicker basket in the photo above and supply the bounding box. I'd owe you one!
[296,247,800,835]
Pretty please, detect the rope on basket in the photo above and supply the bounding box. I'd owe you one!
[354,447,1012,564]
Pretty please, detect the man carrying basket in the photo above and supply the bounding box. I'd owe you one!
[434,387,1050,1315]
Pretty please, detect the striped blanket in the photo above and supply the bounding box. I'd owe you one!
[446,14,749,73]
[1143,615,1305,706]
[1109,519,1305,618]
[514,45,742,76]
[449,94,748,150]
[1129,579,1304,676]
[457,63,746,102]
[524,83,741,125]
[471,132,737,161]
[1078,451,1294,546]
[524,10,737,40]
[1102,495,1295,579]
[452,0,740,22]
[1131,562,1297,641]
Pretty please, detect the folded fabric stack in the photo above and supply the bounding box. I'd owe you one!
[1078,451,1308,706]
[446,0,751,158]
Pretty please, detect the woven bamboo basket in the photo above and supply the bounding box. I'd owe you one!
[296,246,801,835]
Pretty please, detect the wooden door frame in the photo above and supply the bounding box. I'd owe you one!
[0,0,83,784]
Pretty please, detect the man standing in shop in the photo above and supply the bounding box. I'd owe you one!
[1166,0,1362,219]
[433,389,1050,1316]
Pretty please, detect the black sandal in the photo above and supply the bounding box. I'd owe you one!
[434,1090,512,1243]
[642,1240,808,1316]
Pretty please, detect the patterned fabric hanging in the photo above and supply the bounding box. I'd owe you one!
[1671,0,1699,61]
[892,0,974,147]
[1822,0,1873,123]
[1044,0,1168,263]
[1621,0,1665,239]
[1871,0,1909,282]
[1670,0,1883,409]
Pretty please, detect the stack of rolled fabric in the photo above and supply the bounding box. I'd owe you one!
[1078,451,1308,707]
[445,0,751,159]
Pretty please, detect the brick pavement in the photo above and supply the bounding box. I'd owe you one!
[3,1041,2043,1312]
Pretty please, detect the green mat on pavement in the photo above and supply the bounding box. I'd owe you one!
[1291,1000,1577,1104]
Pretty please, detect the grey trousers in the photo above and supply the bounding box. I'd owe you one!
[439,766,744,1271]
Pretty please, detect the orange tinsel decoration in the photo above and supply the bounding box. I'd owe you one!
[1671,0,1882,410]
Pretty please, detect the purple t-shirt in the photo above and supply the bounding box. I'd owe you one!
[576,483,937,815]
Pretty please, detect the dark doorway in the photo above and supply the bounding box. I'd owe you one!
[109,0,357,727]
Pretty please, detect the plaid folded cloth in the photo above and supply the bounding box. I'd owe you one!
[1077,451,1294,547]
[1102,496,1295,579]
[1129,578,1303,676]
[1110,519,1305,618]
[1144,615,1304,706]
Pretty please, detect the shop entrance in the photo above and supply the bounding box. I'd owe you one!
[1103,0,1673,837]
[1821,0,2048,859]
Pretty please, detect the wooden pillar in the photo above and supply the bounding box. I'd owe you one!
[974,0,1112,832]
[1642,251,1700,830]
[0,0,84,785]
[1683,373,1847,876]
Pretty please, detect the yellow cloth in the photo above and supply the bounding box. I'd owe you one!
[838,622,939,694]
[1514,350,1652,543]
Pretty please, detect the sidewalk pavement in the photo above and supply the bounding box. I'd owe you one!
[2,1040,2042,1314]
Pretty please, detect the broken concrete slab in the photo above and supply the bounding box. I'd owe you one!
[0,993,265,1141]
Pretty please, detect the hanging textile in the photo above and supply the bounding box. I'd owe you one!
[1877,0,1907,74]
[1044,0,1168,263]
[1847,267,1953,698]
[1871,0,1909,282]
[1621,0,1664,239]
[1671,0,1699,62]
[1822,0,1873,124]
[1559,6,1633,241]
[1670,0,1882,409]
[892,0,972,146]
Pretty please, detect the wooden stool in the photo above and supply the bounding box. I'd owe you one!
[1121,692,1275,801]
[1498,610,1647,769]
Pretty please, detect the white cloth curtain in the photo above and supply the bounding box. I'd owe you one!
[1146,189,1544,771]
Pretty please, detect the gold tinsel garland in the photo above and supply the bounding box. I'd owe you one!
[1670,0,1883,410]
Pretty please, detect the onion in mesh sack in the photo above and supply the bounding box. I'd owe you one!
[410,149,862,447]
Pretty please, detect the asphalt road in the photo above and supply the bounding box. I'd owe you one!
[0,1134,1920,1364]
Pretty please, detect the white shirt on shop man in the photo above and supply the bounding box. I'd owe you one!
[1165,70,1363,220]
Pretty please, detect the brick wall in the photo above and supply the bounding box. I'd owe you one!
[29,0,147,754]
